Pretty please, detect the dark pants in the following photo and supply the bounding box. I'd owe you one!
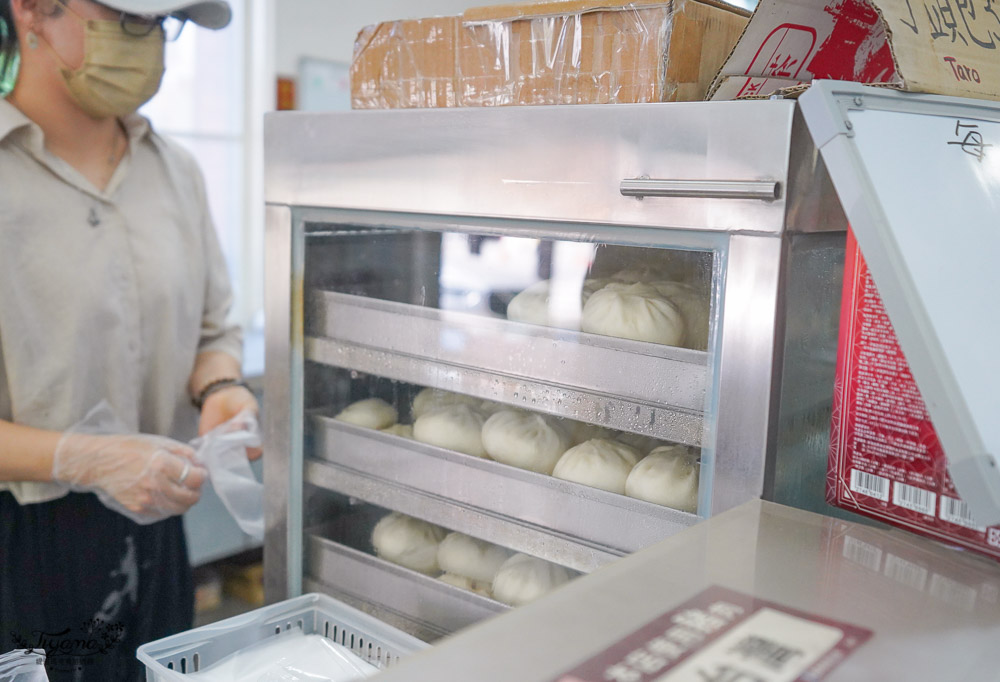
[1,491,194,681]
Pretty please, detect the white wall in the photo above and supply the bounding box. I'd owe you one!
[274,0,481,74]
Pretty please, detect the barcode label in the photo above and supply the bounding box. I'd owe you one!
[892,482,936,516]
[939,496,986,531]
[849,469,889,502]
[842,536,883,572]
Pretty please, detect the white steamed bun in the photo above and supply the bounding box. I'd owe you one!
[566,420,618,446]
[651,281,711,351]
[625,445,700,512]
[551,438,642,494]
[437,532,512,583]
[492,553,574,607]
[411,388,483,420]
[616,431,664,457]
[506,281,553,326]
[582,282,684,346]
[507,279,609,329]
[413,404,488,457]
[334,398,397,430]
[371,513,446,575]
[438,572,492,597]
[482,410,571,474]
[379,423,413,439]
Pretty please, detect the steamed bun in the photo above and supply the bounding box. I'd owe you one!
[334,398,397,430]
[506,281,553,326]
[616,431,664,457]
[438,573,492,597]
[651,281,711,351]
[610,266,671,284]
[411,388,483,420]
[625,445,700,512]
[566,420,618,446]
[551,438,642,494]
[582,278,612,299]
[492,553,574,607]
[482,410,571,474]
[413,404,488,457]
[379,423,414,439]
[507,279,610,329]
[582,282,684,346]
[437,532,512,583]
[371,513,446,575]
[478,399,506,415]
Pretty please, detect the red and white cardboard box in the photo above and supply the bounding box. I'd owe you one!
[827,229,1000,561]
[708,0,1000,101]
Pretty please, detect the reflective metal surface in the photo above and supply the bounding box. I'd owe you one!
[305,292,707,445]
[784,108,849,234]
[263,204,295,603]
[766,233,850,517]
[709,235,783,516]
[265,102,797,234]
[308,291,706,411]
[309,417,698,567]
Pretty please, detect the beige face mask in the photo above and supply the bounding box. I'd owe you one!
[41,8,165,119]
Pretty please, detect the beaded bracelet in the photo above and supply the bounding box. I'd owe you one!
[192,377,250,410]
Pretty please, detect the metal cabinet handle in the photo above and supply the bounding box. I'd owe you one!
[620,178,781,201]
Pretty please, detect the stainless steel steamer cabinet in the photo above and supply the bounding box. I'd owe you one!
[263,101,848,641]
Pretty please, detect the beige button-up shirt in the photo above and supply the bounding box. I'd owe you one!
[0,98,242,505]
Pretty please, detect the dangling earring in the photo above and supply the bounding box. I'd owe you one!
[25,31,39,49]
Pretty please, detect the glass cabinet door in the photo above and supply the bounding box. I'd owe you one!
[294,218,726,638]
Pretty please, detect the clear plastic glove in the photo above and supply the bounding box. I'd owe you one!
[51,402,207,524]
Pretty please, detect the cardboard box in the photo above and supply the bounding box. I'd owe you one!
[708,0,1000,101]
[827,229,1000,562]
[352,17,460,108]
[351,0,750,109]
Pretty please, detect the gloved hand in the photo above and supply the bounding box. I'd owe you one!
[198,384,261,460]
[52,403,207,524]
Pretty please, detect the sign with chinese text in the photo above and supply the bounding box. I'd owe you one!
[551,586,871,682]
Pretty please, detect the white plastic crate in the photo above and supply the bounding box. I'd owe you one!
[137,592,427,680]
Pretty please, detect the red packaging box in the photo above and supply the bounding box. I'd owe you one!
[827,228,1000,560]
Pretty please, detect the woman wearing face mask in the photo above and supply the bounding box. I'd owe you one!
[0,1,257,679]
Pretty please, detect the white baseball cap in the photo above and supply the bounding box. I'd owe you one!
[97,1,232,29]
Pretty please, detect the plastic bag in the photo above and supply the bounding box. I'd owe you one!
[192,411,264,539]
[0,649,48,682]
[185,630,376,682]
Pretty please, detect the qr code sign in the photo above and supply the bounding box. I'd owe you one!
[551,586,871,682]
[661,608,846,682]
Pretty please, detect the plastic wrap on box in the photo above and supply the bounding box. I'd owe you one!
[459,4,674,106]
[351,17,460,109]
[351,0,749,109]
